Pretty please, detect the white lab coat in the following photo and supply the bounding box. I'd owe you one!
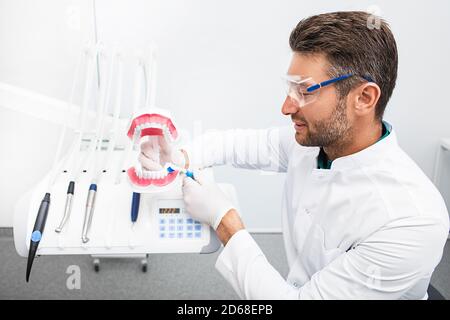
[187,122,449,299]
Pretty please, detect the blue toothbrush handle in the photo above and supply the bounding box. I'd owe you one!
[185,170,195,180]
[167,166,195,180]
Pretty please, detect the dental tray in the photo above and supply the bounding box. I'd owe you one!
[13,149,238,257]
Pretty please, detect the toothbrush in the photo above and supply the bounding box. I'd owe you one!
[167,166,195,180]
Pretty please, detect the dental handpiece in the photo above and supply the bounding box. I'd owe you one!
[131,192,141,224]
[81,184,97,243]
[26,193,51,282]
[55,181,75,233]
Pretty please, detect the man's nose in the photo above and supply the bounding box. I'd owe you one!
[281,96,299,116]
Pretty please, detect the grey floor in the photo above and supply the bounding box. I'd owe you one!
[0,228,449,300]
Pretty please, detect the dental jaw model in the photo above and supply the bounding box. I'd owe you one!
[126,109,184,192]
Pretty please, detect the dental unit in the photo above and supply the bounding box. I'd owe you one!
[15,43,229,280]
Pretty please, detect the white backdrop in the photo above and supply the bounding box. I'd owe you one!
[1,0,450,229]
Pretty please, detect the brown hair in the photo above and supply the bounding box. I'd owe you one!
[289,11,398,120]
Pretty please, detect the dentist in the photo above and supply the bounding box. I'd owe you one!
[139,11,449,299]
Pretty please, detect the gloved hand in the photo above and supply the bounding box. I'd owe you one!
[139,136,186,171]
[182,170,236,230]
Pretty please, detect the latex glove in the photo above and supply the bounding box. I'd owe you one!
[182,170,235,230]
[139,136,185,171]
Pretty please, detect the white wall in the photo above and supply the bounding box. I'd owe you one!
[0,0,95,103]
[0,0,96,227]
[1,0,450,228]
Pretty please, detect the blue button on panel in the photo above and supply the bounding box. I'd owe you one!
[186,232,193,238]
[177,225,183,231]
[169,225,175,232]
[186,218,193,224]
[31,230,42,242]
[159,233,166,238]
[169,233,175,238]
[194,224,202,231]
[159,218,166,224]
[187,225,193,231]
[177,218,184,224]
[194,220,201,224]
[195,232,201,238]
[159,225,166,231]
[169,218,175,224]
[177,233,183,238]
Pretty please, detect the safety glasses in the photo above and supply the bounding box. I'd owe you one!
[284,73,373,108]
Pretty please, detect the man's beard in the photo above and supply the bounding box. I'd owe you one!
[299,98,351,147]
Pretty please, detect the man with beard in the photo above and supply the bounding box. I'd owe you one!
[139,11,449,299]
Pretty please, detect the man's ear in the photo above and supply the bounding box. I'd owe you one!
[353,83,381,116]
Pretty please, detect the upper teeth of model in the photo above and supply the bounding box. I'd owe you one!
[135,163,170,179]
[133,122,174,143]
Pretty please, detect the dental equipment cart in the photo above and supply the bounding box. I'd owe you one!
[13,148,238,274]
[13,43,239,279]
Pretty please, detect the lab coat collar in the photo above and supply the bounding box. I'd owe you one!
[320,121,397,171]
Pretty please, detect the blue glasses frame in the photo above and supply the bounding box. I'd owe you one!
[306,74,374,93]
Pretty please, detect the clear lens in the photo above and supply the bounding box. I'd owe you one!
[284,76,318,108]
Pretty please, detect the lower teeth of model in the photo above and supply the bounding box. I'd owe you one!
[140,168,167,179]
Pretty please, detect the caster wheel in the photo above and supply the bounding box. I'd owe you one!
[142,264,148,273]
[93,258,100,272]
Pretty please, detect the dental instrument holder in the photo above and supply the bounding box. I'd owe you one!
[13,46,234,273]
[13,143,236,257]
